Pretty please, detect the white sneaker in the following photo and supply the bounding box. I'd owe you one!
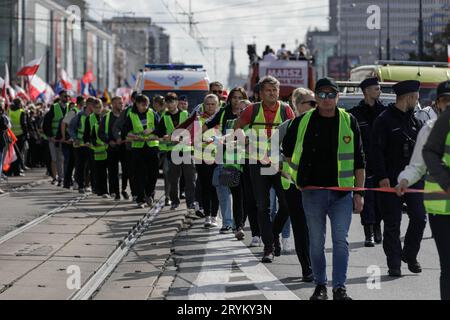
[282,238,292,253]
[210,217,218,228]
[204,217,212,228]
[102,194,112,199]
[249,236,261,247]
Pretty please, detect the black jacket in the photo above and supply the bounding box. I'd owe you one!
[348,99,386,175]
[371,104,422,185]
[283,108,365,188]
[0,114,9,149]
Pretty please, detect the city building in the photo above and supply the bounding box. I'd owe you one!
[334,0,450,65]
[0,0,115,90]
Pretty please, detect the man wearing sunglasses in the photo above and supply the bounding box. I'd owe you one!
[283,77,366,300]
[349,78,386,247]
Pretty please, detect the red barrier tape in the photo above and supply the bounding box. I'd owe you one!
[301,186,447,195]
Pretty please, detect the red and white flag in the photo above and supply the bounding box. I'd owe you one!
[28,75,47,101]
[447,45,450,68]
[60,69,73,90]
[2,63,10,103]
[15,85,30,102]
[17,57,43,77]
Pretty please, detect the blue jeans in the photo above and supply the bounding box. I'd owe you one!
[212,165,233,228]
[302,190,353,289]
[270,188,291,239]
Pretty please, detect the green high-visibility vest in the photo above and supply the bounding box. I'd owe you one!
[8,109,24,136]
[424,122,450,215]
[51,103,66,136]
[247,102,287,163]
[281,120,294,191]
[129,110,159,149]
[89,113,108,161]
[223,118,243,172]
[194,114,219,163]
[76,114,87,143]
[159,110,189,152]
[290,108,355,189]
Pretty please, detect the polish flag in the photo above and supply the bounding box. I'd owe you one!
[17,57,43,77]
[60,69,73,90]
[44,84,55,104]
[448,45,450,68]
[28,75,47,101]
[2,63,11,104]
[15,85,30,102]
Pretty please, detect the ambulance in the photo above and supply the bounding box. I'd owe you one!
[350,60,450,106]
[138,64,210,113]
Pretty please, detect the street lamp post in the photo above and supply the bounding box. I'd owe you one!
[386,0,391,60]
[418,0,424,60]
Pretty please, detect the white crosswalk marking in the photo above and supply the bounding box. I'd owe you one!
[188,230,299,300]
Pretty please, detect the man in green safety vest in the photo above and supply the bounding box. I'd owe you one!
[99,96,128,202]
[68,97,95,194]
[283,77,366,301]
[154,92,195,211]
[84,98,109,199]
[43,90,70,186]
[422,81,450,300]
[122,95,160,208]
[234,76,295,263]
[8,98,28,177]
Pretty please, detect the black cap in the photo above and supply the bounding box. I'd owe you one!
[392,80,420,96]
[437,80,450,98]
[315,77,339,93]
[179,95,188,101]
[359,77,379,90]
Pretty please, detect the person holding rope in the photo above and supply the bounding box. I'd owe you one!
[84,98,110,199]
[43,91,70,186]
[396,80,450,300]
[61,96,84,190]
[234,76,295,263]
[372,80,426,277]
[99,96,128,201]
[154,93,195,211]
[69,97,95,194]
[121,95,160,208]
[283,77,365,300]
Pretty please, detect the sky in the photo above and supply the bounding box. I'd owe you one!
[87,0,330,86]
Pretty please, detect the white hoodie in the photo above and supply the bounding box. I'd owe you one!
[397,117,436,186]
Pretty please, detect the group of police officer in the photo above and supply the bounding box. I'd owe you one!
[5,73,449,301]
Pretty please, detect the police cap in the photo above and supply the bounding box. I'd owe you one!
[359,77,379,91]
[392,80,421,96]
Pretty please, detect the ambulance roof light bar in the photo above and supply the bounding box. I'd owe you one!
[144,64,204,71]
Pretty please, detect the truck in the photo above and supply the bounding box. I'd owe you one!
[138,64,210,113]
[247,56,315,101]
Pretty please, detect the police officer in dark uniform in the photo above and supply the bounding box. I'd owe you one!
[349,78,386,247]
[372,80,427,277]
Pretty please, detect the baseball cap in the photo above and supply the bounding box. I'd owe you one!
[315,77,339,93]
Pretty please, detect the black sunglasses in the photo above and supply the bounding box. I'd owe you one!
[302,101,317,107]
